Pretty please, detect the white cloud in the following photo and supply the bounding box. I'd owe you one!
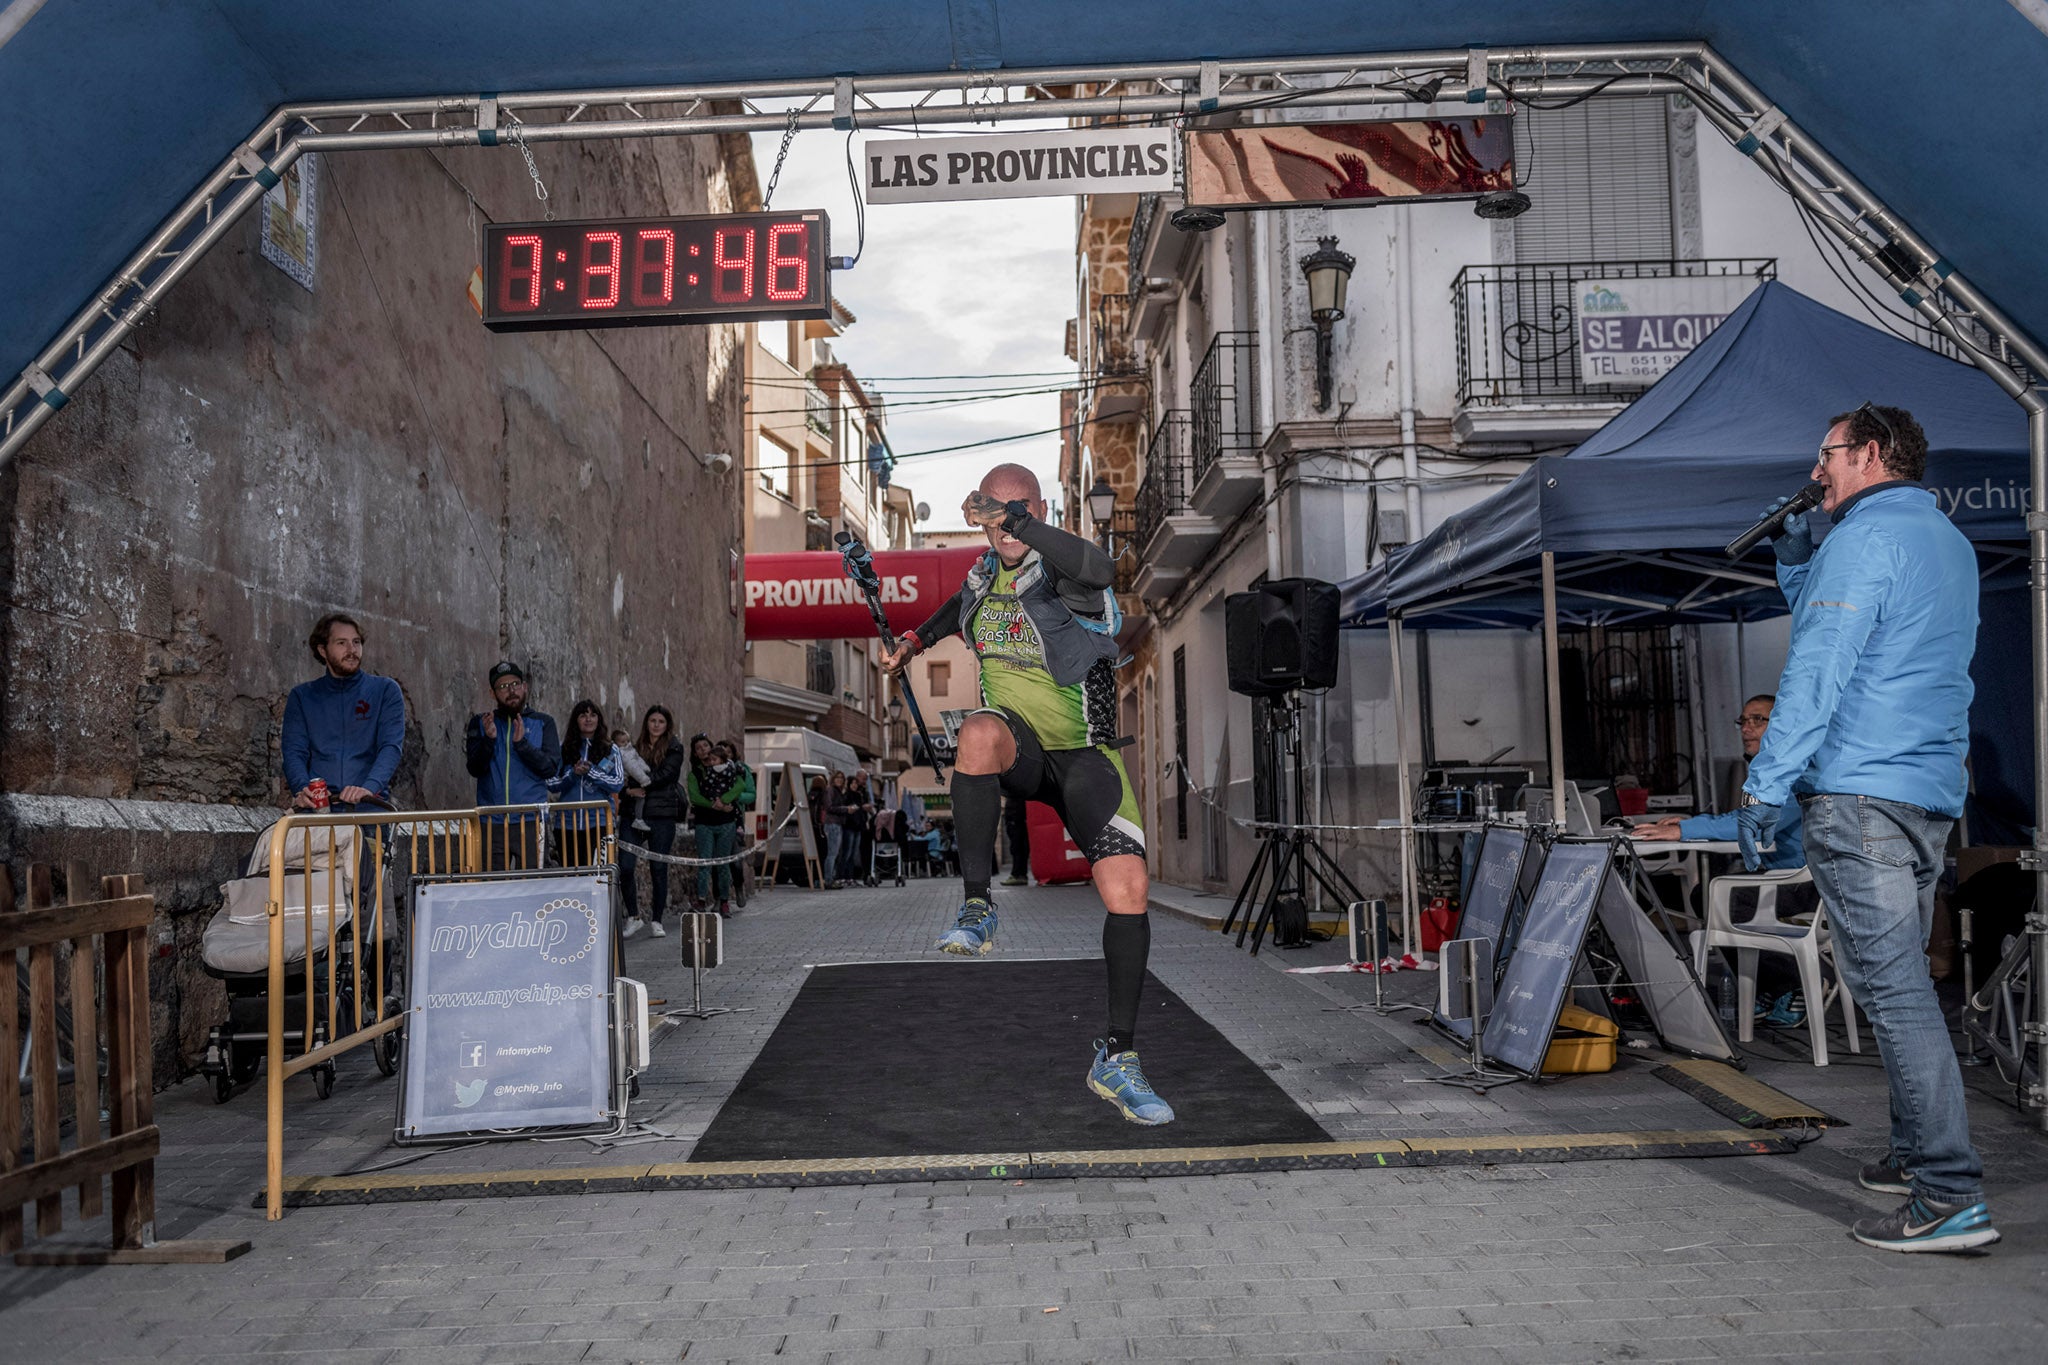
[751,108,1078,531]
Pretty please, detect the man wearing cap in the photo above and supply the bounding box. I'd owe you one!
[465,661,561,869]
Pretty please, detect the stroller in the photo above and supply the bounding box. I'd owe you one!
[198,818,399,1103]
[871,810,907,887]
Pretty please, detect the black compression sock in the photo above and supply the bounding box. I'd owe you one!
[1103,912,1150,1055]
[952,771,1001,903]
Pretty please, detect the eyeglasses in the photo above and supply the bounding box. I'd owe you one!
[1819,401,1895,463]
[1734,713,1771,728]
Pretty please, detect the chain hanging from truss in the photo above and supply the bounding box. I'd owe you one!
[760,106,801,209]
[506,119,554,220]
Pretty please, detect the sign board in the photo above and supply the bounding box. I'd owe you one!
[1594,867,1735,1063]
[1433,825,1533,1043]
[1483,839,1611,1077]
[743,546,985,640]
[1184,116,1513,212]
[259,153,318,291]
[399,874,615,1141]
[481,211,831,332]
[1575,275,1761,388]
[863,128,1174,204]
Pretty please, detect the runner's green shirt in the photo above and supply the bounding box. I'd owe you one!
[971,560,1089,750]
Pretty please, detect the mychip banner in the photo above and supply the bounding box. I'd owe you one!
[863,128,1175,204]
[399,874,614,1141]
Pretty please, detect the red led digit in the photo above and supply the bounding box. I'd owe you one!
[580,231,622,309]
[631,229,676,306]
[765,221,809,302]
[498,234,543,312]
[711,226,755,303]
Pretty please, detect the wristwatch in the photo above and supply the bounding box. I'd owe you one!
[998,500,1032,535]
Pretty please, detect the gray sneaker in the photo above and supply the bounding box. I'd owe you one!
[1858,1159,1912,1195]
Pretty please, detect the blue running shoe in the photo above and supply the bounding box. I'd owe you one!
[1852,1193,2001,1253]
[1764,990,1807,1028]
[1088,1042,1176,1125]
[936,898,998,956]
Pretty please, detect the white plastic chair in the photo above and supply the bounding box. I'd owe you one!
[1690,866,1860,1066]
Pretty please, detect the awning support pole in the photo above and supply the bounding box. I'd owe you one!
[1542,552,1567,832]
[2027,389,2048,1130]
[1389,613,1419,953]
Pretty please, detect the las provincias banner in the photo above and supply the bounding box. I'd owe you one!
[743,547,987,640]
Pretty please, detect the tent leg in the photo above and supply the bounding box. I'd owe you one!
[1390,615,1419,952]
[2028,390,2048,1131]
[1542,552,1567,830]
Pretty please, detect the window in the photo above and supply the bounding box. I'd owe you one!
[758,431,793,497]
[928,661,951,697]
[1512,97,1674,261]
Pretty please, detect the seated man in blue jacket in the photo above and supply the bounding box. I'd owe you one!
[465,661,561,869]
[1638,694,1805,868]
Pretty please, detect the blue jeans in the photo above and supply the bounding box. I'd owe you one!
[695,821,736,902]
[823,823,844,882]
[1802,793,1983,1201]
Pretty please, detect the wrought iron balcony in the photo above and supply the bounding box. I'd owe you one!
[1134,411,1192,554]
[1125,194,1163,310]
[1189,331,1260,517]
[804,382,830,435]
[1453,259,1776,409]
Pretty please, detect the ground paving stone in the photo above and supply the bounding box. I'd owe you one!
[3,879,2047,1361]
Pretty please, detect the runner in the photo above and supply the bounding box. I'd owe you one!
[881,464,1170,1125]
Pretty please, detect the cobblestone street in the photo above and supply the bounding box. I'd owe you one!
[3,878,2045,1362]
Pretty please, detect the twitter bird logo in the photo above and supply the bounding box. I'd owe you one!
[454,1078,486,1108]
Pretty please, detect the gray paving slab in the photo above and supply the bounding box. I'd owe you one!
[3,878,2047,1362]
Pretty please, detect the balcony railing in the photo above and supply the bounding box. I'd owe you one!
[1190,331,1259,487]
[805,643,835,697]
[1089,291,1142,380]
[1453,259,1776,407]
[805,382,830,435]
[1134,411,1193,553]
[1125,194,1162,309]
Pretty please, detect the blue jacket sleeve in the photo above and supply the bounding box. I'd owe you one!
[364,677,405,795]
[1678,811,1737,841]
[1744,525,1896,806]
[590,749,626,794]
[514,715,560,779]
[281,687,312,793]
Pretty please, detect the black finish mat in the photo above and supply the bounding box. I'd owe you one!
[689,959,1331,1160]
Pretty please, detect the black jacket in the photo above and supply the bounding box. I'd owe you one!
[637,745,687,822]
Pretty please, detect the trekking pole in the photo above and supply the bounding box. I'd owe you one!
[835,531,947,782]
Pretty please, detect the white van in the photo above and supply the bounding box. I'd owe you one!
[744,727,858,870]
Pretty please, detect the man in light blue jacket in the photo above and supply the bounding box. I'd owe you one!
[1743,403,1993,1254]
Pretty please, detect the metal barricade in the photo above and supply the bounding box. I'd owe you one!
[261,800,613,1219]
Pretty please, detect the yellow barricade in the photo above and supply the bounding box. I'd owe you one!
[261,800,613,1220]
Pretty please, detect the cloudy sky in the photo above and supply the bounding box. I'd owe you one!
[750,108,1077,534]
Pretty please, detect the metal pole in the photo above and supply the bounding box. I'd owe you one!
[2029,392,2048,1129]
[1542,551,1567,829]
[1389,614,1419,952]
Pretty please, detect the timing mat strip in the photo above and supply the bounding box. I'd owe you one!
[1653,1059,1847,1129]
[268,1128,1793,1207]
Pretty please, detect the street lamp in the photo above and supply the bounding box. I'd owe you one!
[1086,475,1117,547]
[1299,235,1355,412]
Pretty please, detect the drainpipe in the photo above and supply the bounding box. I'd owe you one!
[1395,203,1423,534]
[1253,211,1283,581]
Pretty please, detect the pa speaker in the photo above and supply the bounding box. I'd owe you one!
[1225,578,1341,697]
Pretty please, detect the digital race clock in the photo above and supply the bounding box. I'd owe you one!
[481,211,831,332]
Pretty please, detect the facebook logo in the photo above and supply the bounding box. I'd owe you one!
[458,1040,488,1069]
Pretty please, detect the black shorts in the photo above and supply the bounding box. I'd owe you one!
[979,707,1145,864]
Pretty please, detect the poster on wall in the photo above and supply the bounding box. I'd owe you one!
[398,873,615,1141]
[259,153,319,291]
[1183,116,1514,212]
[1574,275,1760,387]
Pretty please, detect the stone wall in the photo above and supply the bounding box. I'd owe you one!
[1,126,758,1080]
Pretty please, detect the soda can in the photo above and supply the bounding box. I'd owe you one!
[307,778,330,810]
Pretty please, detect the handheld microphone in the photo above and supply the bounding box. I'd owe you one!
[834,530,880,590]
[1725,481,1825,559]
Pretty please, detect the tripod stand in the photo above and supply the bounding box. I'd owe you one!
[1221,691,1370,955]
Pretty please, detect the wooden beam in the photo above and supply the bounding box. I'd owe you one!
[0,869,21,1253]
[27,866,63,1238]
[0,896,155,955]
[66,861,104,1219]
[0,1127,158,1211]
[15,1237,251,1266]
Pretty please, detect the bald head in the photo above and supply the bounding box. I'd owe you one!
[980,463,1042,502]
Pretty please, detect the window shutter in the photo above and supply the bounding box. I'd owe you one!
[1513,99,1673,262]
